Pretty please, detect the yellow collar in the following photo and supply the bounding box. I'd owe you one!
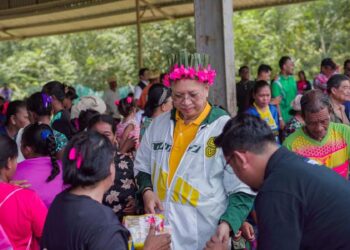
[175,102,211,125]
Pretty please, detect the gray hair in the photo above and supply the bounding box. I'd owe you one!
[301,89,330,117]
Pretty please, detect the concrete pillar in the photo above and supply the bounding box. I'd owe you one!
[194,0,236,115]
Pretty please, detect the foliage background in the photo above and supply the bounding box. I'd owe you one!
[0,0,349,99]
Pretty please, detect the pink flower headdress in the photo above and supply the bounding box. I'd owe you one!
[163,50,216,87]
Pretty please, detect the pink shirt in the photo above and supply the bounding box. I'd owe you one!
[116,118,140,148]
[13,157,65,207]
[0,183,47,250]
[313,73,329,93]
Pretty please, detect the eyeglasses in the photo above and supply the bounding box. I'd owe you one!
[224,153,234,170]
[172,92,201,103]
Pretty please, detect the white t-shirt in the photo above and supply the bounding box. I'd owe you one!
[135,110,144,126]
[134,80,148,100]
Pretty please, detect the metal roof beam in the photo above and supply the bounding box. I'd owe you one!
[140,0,174,21]
[0,0,316,41]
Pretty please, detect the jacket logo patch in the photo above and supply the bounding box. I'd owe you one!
[205,137,216,158]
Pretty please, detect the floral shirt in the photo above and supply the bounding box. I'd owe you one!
[103,152,137,220]
[313,73,329,93]
[50,110,76,139]
[283,116,303,139]
[53,130,68,152]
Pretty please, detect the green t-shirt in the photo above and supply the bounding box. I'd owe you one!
[271,75,297,122]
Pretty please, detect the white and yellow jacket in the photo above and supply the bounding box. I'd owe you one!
[135,106,255,250]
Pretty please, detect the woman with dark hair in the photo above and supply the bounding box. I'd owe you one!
[141,84,173,137]
[0,100,30,139]
[41,131,170,250]
[15,92,68,162]
[0,135,47,250]
[77,109,99,132]
[63,85,78,111]
[247,80,281,142]
[88,114,137,220]
[296,70,312,94]
[13,123,64,207]
[42,81,76,139]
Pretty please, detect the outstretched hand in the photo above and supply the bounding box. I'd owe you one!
[143,190,164,214]
[10,179,31,188]
[144,224,171,250]
[215,221,231,242]
[119,137,137,154]
[204,235,229,250]
[240,221,255,242]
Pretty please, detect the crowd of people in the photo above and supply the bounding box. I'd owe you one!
[0,52,350,250]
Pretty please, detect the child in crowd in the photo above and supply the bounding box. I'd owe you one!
[313,58,338,93]
[88,114,137,220]
[0,100,30,139]
[141,84,173,137]
[42,81,76,139]
[115,96,140,151]
[16,92,68,162]
[0,135,47,250]
[70,95,107,131]
[247,80,281,142]
[14,123,64,207]
[41,131,170,250]
[77,109,99,132]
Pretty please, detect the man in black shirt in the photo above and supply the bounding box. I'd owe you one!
[236,66,255,113]
[205,114,350,250]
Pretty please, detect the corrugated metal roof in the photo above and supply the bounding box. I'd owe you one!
[0,0,314,41]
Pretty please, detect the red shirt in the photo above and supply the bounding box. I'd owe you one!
[297,80,311,94]
[0,183,47,250]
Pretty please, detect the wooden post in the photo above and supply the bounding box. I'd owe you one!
[135,0,143,69]
[194,0,236,116]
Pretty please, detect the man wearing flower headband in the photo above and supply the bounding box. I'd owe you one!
[135,51,255,250]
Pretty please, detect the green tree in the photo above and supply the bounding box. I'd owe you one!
[0,0,349,99]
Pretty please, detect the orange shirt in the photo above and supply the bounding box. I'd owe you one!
[137,83,153,109]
